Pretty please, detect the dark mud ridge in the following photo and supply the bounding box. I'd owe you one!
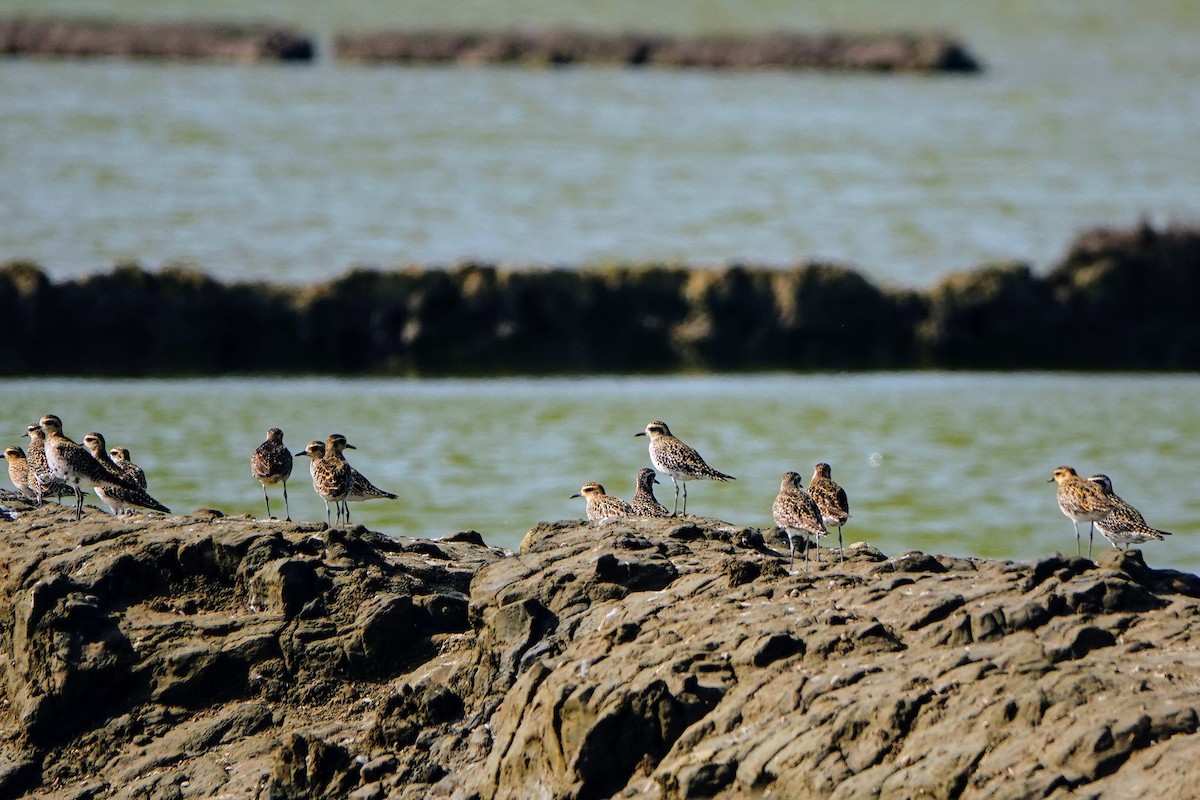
[1,497,1199,798]
[332,30,980,72]
[3,222,1199,375]
[0,17,978,72]
[0,17,313,62]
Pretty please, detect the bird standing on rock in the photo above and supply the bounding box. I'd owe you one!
[39,415,154,521]
[1087,474,1172,552]
[325,434,398,507]
[108,446,148,489]
[571,482,633,522]
[251,428,294,521]
[22,424,66,505]
[636,420,734,516]
[81,432,170,516]
[808,462,850,562]
[630,467,671,517]
[3,446,36,501]
[773,471,828,572]
[295,439,352,526]
[1050,465,1115,558]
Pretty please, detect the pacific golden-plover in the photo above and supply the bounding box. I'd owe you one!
[571,482,633,522]
[1050,465,1115,558]
[630,467,670,517]
[808,462,850,562]
[772,471,828,572]
[295,439,352,526]
[635,420,734,516]
[251,428,294,521]
[326,434,397,506]
[3,445,36,502]
[1087,473,1172,552]
[39,415,146,520]
[81,431,170,516]
[108,446,148,489]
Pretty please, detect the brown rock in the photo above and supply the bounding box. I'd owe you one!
[2,504,1200,798]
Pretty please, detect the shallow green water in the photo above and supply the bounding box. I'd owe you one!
[4,374,1197,572]
[1,2,1198,285]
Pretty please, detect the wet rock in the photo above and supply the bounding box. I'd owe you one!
[3,506,1200,798]
[333,29,981,72]
[0,17,314,61]
[5,223,1200,375]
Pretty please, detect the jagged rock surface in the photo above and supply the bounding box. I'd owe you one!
[3,223,1198,375]
[1,496,1199,799]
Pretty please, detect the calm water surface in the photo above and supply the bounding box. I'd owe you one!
[1,1,1198,285]
[4,374,1198,571]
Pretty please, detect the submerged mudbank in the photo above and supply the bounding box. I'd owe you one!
[1,496,1199,798]
[0,17,976,72]
[3,223,1198,375]
[0,17,313,62]
[333,29,980,72]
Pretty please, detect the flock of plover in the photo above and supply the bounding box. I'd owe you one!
[1,414,1176,571]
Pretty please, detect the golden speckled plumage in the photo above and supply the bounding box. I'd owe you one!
[571,482,633,522]
[635,420,734,516]
[326,434,397,503]
[1050,465,1116,558]
[41,414,148,520]
[108,447,148,490]
[630,468,670,517]
[773,471,828,572]
[809,462,850,561]
[296,439,353,526]
[81,432,170,516]
[22,424,66,504]
[1087,474,1172,551]
[251,428,294,520]
[4,446,36,501]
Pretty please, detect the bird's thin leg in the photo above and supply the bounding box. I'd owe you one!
[681,481,688,516]
[324,500,331,527]
[788,534,795,573]
[263,486,272,520]
[671,477,680,516]
[838,526,844,563]
[283,481,291,522]
[1073,521,1081,556]
[1088,522,1094,559]
[74,487,83,521]
[344,500,351,524]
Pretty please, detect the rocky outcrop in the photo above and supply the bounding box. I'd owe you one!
[3,223,1199,374]
[0,17,314,61]
[2,495,1199,798]
[333,30,981,72]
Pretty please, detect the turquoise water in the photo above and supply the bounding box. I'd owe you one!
[4,374,1198,571]
[1,2,1198,285]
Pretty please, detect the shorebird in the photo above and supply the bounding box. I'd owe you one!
[3,446,37,502]
[81,432,170,516]
[635,420,734,515]
[108,446,148,489]
[808,462,850,562]
[1087,474,1172,552]
[295,439,352,526]
[1049,465,1115,558]
[22,423,66,505]
[630,467,671,517]
[251,428,294,521]
[326,434,397,506]
[571,482,633,522]
[772,471,828,572]
[39,415,145,520]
